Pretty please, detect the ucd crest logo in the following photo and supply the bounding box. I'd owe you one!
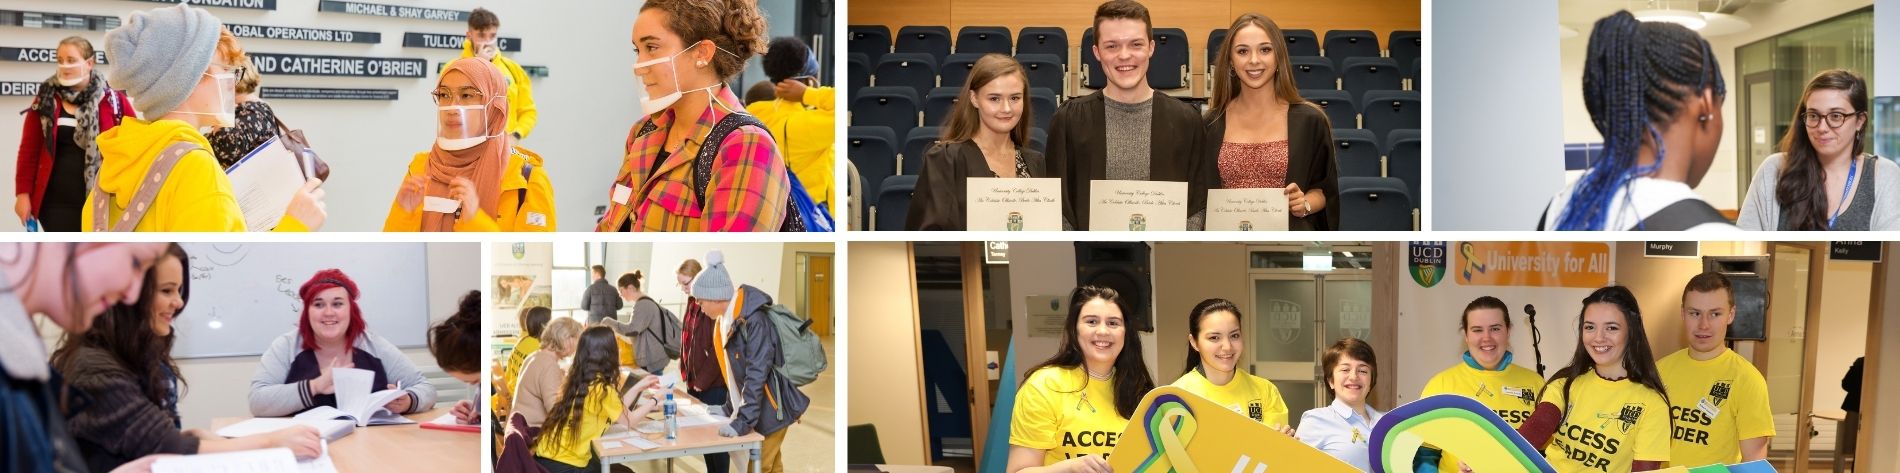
[1710,381,1732,407]
[511,243,525,260]
[1615,404,1644,433]
[1238,220,1253,231]
[1007,211,1024,231]
[1130,213,1146,231]
[1267,299,1302,343]
[1409,241,1446,288]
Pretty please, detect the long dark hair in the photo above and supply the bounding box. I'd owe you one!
[1559,10,1724,230]
[536,326,622,450]
[1026,285,1154,419]
[1182,298,1242,374]
[1775,69,1869,230]
[1541,286,1669,407]
[1204,13,1316,122]
[52,243,190,406]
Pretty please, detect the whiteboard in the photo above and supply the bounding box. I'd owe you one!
[172,243,431,359]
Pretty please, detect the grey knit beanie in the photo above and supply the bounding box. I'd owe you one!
[690,250,735,301]
[105,4,222,119]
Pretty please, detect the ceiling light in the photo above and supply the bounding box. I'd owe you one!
[1632,9,1707,30]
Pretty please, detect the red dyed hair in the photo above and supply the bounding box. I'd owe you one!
[298,268,366,351]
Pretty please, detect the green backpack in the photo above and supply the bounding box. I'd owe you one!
[765,304,828,386]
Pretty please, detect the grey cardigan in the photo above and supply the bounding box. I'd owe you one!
[1737,153,1900,230]
[248,330,437,417]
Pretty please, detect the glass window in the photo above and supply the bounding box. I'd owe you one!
[1735,8,1874,200]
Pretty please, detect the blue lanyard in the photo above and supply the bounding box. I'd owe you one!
[1831,156,1860,229]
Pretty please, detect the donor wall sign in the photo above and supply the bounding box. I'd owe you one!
[1,10,122,31]
[1,47,106,63]
[1452,241,1610,288]
[250,53,426,78]
[404,33,521,52]
[319,1,468,22]
[124,0,278,10]
[226,23,381,44]
[260,87,397,101]
[2,81,42,97]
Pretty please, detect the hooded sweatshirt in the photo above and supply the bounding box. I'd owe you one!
[82,118,308,232]
[746,86,835,213]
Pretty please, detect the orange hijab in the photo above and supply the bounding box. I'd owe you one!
[423,58,509,231]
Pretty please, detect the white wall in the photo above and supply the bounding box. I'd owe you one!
[1430,1,1566,230]
[1393,262,1600,402]
[1557,0,1873,209]
[1004,241,1158,384]
[1881,0,1899,95]
[36,242,478,429]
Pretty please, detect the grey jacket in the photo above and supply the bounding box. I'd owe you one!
[601,297,669,374]
[723,285,809,436]
[581,279,621,324]
[248,331,437,417]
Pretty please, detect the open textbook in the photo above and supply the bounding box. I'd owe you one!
[294,367,417,427]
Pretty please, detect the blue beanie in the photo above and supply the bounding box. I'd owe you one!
[105,4,222,119]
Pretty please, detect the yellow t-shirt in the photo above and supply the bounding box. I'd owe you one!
[1170,368,1289,427]
[1657,348,1774,467]
[1420,361,1546,470]
[1540,374,1671,473]
[1010,366,1130,465]
[493,336,541,415]
[534,385,623,468]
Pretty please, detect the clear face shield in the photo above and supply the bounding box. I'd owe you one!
[176,65,239,130]
[432,86,502,151]
[56,60,90,87]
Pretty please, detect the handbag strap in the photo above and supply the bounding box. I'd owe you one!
[91,142,198,232]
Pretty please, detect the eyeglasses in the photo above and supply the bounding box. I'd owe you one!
[431,86,488,106]
[1803,111,1863,129]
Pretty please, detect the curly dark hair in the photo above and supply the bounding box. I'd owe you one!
[762,37,812,84]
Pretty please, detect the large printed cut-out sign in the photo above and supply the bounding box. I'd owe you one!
[1108,386,1359,473]
[1368,394,1555,473]
[1367,395,1778,473]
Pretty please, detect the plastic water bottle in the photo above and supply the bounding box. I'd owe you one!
[663,392,679,440]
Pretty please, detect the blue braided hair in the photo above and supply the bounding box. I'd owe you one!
[1559,11,1726,230]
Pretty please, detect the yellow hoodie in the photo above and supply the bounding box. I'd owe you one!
[382,146,556,232]
[745,85,835,211]
[458,41,539,140]
[83,118,309,232]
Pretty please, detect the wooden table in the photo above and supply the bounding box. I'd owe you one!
[212,407,478,472]
[593,389,765,473]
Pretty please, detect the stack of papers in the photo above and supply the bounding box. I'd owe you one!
[152,440,336,473]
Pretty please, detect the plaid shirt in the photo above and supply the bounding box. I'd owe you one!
[598,88,790,232]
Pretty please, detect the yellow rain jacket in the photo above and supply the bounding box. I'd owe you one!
[83,118,309,232]
[459,40,539,139]
[382,146,556,232]
[746,85,836,212]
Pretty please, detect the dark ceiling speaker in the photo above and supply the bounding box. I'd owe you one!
[1075,242,1153,332]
